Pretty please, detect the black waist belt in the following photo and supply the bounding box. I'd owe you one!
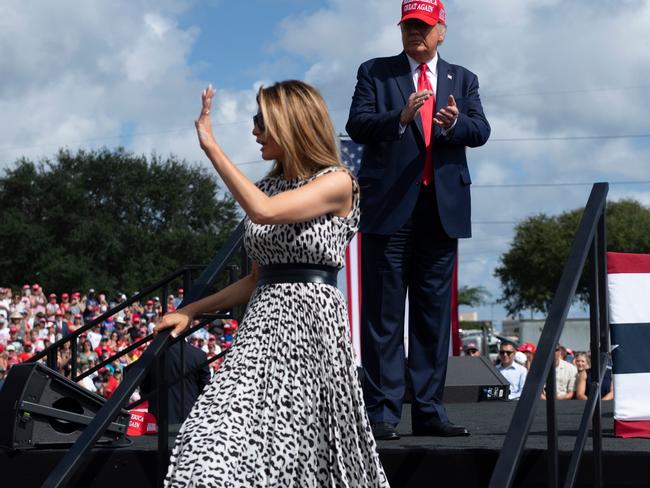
[257,263,338,287]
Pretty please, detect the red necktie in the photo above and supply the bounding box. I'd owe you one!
[418,63,435,186]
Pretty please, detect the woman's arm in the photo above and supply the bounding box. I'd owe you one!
[154,264,258,338]
[195,86,353,225]
[576,370,588,400]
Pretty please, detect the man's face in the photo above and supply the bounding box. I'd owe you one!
[400,19,445,61]
[499,345,516,367]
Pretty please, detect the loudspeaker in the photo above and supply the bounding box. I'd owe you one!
[443,356,510,402]
[0,363,129,449]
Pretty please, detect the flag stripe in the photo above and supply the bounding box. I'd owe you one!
[611,324,650,374]
[608,251,650,274]
[608,274,650,324]
[613,372,650,420]
[614,419,650,438]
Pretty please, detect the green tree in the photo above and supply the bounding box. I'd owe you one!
[0,148,239,295]
[458,285,491,307]
[494,199,650,316]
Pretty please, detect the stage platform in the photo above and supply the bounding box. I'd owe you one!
[2,400,649,487]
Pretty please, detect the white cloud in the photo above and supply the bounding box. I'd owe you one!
[0,0,264,187]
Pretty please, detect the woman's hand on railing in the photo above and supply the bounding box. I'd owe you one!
[154,311,195,338]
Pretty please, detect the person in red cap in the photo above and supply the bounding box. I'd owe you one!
[517,342,537,369]
[45,293,60,319]
[346,0,489,441]
[30,284,47,315]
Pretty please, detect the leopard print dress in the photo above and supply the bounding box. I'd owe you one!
[165,167,390,487]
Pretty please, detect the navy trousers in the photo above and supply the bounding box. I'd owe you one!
[361,185,457,427]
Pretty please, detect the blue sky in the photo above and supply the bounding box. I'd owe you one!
[3,0,650,324]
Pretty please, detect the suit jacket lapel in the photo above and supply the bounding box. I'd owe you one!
[435,57,452,139]
[391,52,424,141]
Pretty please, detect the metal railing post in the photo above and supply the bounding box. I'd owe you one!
[546,365,559,487]
[157,349,169,487]
[162,283,168,315]
[489,183,609,488]
[71,336,78,380]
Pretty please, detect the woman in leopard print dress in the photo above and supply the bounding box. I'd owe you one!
[155,80,390,487]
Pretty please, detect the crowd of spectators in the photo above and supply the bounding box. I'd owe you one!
[0,284,237,397]
[462,338,613,402]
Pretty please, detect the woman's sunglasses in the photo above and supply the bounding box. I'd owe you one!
[253,112,265,131]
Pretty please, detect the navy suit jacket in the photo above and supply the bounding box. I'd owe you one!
[346,52,490,237]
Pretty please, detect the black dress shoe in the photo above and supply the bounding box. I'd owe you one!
[412,421,470,437]
[371,423,400,440]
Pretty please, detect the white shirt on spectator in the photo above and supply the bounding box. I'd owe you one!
[556,359,578,396]
[0,326,9,344]
[87,330,102,349]
[497,362,528,400]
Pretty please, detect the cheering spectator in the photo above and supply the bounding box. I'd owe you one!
[542,344,578,400]
[17,341,33,362]
[575,352,614,401]
[45,293,60,319]
[174,288,184,308]
[78,340,98,372]
[30,284,47,315]
[462,339,480,357]
[496,342,527,400]
[517,342,537,369]
[0,316,9,344]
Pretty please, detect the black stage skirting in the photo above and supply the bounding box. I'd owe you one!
[2,400,650,487]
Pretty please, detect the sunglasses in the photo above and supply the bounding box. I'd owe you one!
[253,112,265,131]
[499,350,514,356]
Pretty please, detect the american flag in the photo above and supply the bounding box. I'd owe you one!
[340,138,364,175]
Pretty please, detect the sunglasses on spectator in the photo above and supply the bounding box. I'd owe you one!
[253,112,265,131]
[499,350,514,356]
[466,348,478,353]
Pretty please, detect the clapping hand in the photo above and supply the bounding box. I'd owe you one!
[195,84,217,152]
[400,89,433,126]
[434,95,459,129]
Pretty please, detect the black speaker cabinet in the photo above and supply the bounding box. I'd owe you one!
[0,362,129,449]
[443,356,510,402]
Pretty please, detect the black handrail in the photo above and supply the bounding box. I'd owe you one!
[42,219,247,488]
[489,183,609,488]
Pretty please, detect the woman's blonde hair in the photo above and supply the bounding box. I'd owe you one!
[257,80,343,179]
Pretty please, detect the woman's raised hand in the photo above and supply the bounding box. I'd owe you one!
[154,311,194,338]
[195,84,217,152]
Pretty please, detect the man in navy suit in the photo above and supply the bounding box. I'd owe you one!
[346,0,490,440]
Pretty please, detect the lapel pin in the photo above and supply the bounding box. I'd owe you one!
[447,74,453,80]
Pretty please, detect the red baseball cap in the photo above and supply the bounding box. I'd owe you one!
[517,342,537,354]
[399,0,446,26]
[62,292,69,299]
